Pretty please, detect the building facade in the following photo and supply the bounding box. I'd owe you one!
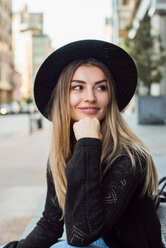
[104,0,136,44]
[32,34,52,85]
[104,0,118,44]
[12,4,52,100]
[0,0,13,104]
[118,0,136,43]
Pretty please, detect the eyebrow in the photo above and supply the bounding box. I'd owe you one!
[71,79,107,84]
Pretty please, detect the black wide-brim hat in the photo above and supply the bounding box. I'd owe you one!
[34,39,137,120]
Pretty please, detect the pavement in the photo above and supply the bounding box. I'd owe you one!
[0,115,51,245]
[0,112,166,245]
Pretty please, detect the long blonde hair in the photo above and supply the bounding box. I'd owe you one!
[49,58,158,217]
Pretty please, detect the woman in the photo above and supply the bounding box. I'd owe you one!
[3,40,162,248]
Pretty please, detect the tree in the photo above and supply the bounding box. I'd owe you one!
[123,16,166,95]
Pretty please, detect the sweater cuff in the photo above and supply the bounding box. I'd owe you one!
[65,138,102,182]
[72,138,102,165]
[76,137,102,147]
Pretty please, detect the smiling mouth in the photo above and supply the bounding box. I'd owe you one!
[78,107,99,114]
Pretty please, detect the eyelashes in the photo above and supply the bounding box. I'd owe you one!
[71,85,83,91]
[71,85,108,92]
[97,85,108,91]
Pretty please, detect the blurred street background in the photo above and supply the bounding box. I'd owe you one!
[0,115,51,244]
[0,0,166,245]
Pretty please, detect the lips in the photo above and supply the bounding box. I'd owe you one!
[78,107,99,115]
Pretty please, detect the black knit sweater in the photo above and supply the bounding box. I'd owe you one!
[4,138,162,248]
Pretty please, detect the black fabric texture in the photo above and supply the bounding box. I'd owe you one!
[4,138,162,248]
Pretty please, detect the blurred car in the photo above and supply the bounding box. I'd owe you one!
[0,104,10,115]
[28,103,38,113]
[20,103,38,114]
[8,101,21,114]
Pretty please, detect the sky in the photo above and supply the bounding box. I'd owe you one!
[12,0,111,49]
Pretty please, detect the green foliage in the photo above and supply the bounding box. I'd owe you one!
[123,16,166,95]
[24,97,33,104]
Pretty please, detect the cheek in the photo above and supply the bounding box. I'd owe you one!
[69,93,81,107]
[99,93,109,107]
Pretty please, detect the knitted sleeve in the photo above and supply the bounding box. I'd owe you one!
[65,138,145,247]
[3,163,64,248]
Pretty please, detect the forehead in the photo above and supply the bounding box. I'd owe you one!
[72,65,106,80]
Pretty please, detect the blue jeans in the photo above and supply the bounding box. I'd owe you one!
[0,238,109,248]
[50,237,109,248]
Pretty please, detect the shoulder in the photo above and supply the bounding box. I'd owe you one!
[104,151,147,180]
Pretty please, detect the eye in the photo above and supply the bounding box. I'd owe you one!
[97,85,108,91]
[71,85,83,91]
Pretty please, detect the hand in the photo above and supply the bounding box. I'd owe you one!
[73,117,102,141]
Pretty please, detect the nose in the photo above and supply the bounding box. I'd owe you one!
[84,88,96,102]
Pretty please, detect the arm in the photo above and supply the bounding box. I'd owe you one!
[4,162,64,248]
[65,138,145,246]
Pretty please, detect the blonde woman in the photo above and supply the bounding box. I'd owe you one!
[3,40,162,248]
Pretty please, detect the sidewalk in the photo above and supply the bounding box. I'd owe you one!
[0,117,51,245]
[123,112,166,179]
[0,112,166,245]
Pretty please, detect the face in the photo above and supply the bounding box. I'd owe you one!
[69,65,109,122]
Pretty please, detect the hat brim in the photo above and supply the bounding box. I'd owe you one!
[34,39,137,120]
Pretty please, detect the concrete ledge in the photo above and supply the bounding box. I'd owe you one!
[20,200,66,240]
[20,200,45,239]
